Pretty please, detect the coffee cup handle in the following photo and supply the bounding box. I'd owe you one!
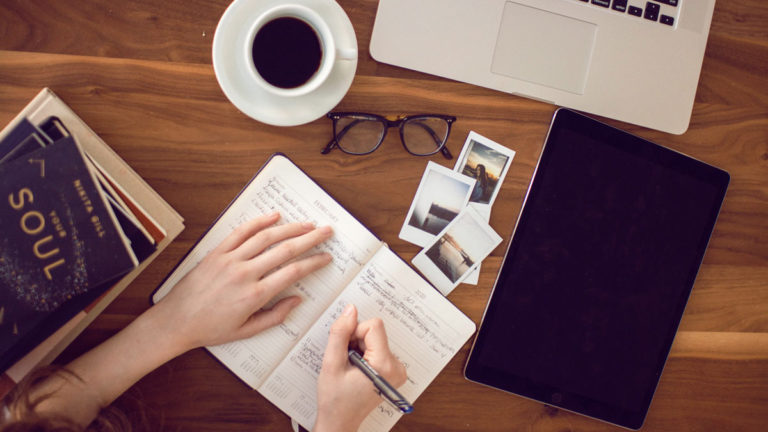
[337,47,358,61]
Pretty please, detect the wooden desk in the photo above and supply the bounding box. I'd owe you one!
[1,1,766,430]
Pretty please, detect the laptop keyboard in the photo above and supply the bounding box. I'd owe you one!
[578,0,679,27]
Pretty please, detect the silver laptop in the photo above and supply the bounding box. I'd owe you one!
[370,0,716,134]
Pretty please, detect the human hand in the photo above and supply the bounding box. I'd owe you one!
[153,212,333,353]
[314,304,407,432]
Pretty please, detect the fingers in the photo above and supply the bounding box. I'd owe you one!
[256,252,333,301]
[354,318,390,354]
[322,304,358,374]
[214,212,280,254]
[235,296,303,339]
[214,213,331,265]
[221,217,333,313]
[232,221,318,261]
[248,225,333,275]
[354,318,407,387]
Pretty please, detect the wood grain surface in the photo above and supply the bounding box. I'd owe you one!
[1,1,766,430]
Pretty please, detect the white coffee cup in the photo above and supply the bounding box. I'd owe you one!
[245,4,357,98]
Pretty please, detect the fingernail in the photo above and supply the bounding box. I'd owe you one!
[318,225,333,236]
[343,304,355,316]
[301,221,316,230]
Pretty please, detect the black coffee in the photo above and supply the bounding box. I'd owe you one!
[251,17,323,89]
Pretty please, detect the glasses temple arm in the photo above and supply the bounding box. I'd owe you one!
[440,145,454,160]
[321,138,336,154]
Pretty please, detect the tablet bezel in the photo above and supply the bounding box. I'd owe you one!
[464,108,729,429]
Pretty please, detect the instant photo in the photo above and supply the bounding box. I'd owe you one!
[453,131,515,218]
[454,132,514,283]
[399,161,475,248]
[458,203,489,285]
[412,206,502,295]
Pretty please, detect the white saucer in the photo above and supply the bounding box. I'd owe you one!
[212,0,357,127]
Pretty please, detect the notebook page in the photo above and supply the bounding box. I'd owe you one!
[259,247,476,431]
[153,155,381,388]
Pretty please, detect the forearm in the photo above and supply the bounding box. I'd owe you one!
[20,217,332,427]
[35,304,190,426]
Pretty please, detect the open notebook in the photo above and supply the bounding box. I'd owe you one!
[153,154,476,431]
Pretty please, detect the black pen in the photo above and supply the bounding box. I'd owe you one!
[348,349,413,414]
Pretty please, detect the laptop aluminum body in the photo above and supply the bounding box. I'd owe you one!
[370,0,716,134]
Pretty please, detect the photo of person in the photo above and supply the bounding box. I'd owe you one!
[399,162,475,247]
[454,132,515,207]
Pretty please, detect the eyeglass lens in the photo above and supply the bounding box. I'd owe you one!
[334,116,450,155]
[401,117,450,155]
[335,116,386,154]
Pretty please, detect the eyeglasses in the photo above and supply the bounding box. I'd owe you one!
[321,112,455,159]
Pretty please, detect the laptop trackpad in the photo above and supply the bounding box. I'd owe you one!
[491,2,597,94]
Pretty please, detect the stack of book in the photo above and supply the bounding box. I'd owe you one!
[0,89,184,397]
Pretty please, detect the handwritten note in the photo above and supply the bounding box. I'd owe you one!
[153,155,382,388]
[259,247,476,432]
[153,155,475,432]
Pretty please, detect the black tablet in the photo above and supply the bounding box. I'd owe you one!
[464,109,729,429]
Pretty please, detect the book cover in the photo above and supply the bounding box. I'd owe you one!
[0,118,48,164]
[0,136,138,371]
[0,88,184,395]
[1,116,157,264]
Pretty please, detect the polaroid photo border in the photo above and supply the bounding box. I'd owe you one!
[454,132,515,284]
[399,161,476,248]
[453,131,516,219]
[412,205,502,296]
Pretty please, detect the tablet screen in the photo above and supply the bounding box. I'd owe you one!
[464,109,729,429]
